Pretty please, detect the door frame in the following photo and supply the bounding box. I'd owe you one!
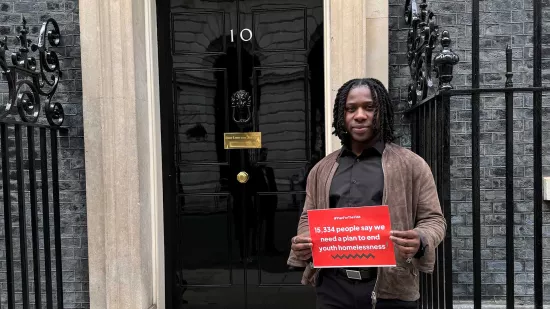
[80,0,388,309]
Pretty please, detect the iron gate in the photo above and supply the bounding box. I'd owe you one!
[403,0,548,308]
[0,18,65,309]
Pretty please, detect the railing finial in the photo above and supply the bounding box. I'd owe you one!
[434,30,460,92]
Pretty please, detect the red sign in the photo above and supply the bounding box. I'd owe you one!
[307,205,396,268]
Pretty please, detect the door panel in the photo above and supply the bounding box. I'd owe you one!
[254,66,309,162]
[253,8,307,51]
[159,0,324,308]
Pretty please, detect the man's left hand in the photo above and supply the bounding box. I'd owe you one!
[390,230,420,260]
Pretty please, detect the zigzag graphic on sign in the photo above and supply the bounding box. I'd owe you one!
[331,253,376,260]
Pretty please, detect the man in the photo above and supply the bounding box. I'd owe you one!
[287,78,446,309]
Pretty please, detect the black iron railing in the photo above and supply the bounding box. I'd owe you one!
[403,1,456,307]
[0,17,65,309]
[403,1,547,308]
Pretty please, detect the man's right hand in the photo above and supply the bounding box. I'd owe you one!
[291,236,313,261]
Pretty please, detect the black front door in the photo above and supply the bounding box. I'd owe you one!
[157,0,325,308]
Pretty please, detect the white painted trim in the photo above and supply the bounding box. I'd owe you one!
[323,0,333,155]
[143,0,165,308]
[366,0,389,88]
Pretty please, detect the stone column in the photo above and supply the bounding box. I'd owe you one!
[80,0,163,308]
[366,1,389,87]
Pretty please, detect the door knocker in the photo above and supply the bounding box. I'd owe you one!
[231,90,252,126]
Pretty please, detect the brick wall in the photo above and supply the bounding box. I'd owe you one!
[0,1,88,308]
[390,0,550,306]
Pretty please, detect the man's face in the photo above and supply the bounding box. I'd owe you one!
[344,86,377,143]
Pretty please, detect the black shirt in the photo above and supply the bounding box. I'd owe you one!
[329,140,385,208]
[327,140,427,259]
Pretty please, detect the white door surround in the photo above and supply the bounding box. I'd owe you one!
[79,0,388,308]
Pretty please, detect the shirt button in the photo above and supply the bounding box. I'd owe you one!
[352,179,357,184]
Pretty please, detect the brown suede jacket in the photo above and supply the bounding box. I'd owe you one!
[287,143,446,305]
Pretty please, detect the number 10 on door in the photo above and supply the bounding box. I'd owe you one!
[230,28,253,42]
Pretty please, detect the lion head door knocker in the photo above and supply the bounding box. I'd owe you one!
[231,90,252,127]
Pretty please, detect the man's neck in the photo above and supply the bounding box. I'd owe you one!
[350,137,382,156]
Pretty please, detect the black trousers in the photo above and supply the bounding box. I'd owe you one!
[315,269,418,309]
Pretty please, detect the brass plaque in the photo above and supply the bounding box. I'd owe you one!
[224,132,262,149]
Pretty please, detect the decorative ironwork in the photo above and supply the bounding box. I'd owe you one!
[0,17,64,126]
[434,31,460,91]
[405,0,459,106]
[231,90,252,126]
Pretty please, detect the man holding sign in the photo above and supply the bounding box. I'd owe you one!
[287,78,446,309]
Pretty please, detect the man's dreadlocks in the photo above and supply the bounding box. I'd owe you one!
[331,78,395,146]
